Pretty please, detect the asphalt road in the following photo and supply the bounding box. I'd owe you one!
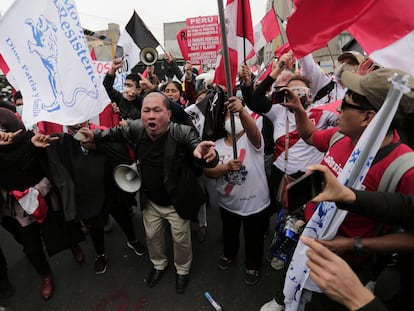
[0,206,282,311]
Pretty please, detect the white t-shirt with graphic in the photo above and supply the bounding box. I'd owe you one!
[214,134,270,216]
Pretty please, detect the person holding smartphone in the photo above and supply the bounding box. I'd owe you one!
[282,68,414,311]
[297,163,414,311]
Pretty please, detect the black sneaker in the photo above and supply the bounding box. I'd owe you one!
[217,256,233,270]
[175,273,190,294]
[94,254,107,275]
[127,240,145,256]
[244,269,260,286]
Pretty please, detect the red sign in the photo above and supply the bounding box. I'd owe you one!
[186,15,220,65]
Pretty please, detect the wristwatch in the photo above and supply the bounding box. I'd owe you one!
[354,237,367,255]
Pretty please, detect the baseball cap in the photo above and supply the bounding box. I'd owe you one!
[341,68,414,113]
[337,51,365,66]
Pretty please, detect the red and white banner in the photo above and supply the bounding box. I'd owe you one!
[286,0,376,58]
[247,8,280,59]
[11,188,48,223]
[186,15,220,66]
[286,0,414,77]
[348,0,414,77]
[213,0,254,88]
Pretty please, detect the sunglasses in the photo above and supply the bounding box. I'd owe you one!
[340,99,372,111]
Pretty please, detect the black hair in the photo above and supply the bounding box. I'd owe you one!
[14,91,22,101]
[125,73,141,88]
[163,81,183,96]
[0,107,25,132]
[346,90,377,111]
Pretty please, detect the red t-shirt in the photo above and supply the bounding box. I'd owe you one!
[307,128,414,241]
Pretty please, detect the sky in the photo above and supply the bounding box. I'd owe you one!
[0,0,268,44]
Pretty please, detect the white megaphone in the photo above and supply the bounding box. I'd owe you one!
[113,163,141,193]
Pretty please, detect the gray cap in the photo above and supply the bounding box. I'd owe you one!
[341,68,414,113]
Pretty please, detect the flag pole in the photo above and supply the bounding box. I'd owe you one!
[241,0,247,63]
[217,0,238,159]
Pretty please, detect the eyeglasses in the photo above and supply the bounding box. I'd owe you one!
[340,99,372,111]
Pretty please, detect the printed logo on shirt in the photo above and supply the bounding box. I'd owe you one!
[323,150,343,176]
[224,148,247,195]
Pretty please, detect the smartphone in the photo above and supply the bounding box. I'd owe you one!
[115,45,124,58]
[285,171,324,214]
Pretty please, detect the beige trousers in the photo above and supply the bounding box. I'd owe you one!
[143,199,192,275]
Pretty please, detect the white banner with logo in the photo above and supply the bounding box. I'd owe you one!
[0,0,110,127]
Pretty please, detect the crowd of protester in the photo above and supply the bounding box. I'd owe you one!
[1,46,414,311]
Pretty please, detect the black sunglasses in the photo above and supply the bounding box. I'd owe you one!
[340,99,372,111]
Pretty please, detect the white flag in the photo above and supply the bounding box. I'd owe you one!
[0,0,109,127]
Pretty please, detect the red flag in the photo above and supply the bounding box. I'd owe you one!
[348,0,414,77]
[98,103,120,128]
[90,48,97,61]
[0,54,18,89]
[247,8,280,59]
[257,62,273,82]
[213,0,254,88]
[37,121,63,135]
[274,42,291,59]
[176,28,189,60]
[286,0,376,58]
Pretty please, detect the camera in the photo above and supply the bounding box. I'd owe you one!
[272,89,291,104]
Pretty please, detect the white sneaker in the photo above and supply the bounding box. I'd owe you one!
[270,257,285,270]
[259,298,285,311]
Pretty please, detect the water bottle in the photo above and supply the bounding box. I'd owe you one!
[271,215,301,263]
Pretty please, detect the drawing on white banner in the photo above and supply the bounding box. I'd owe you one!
[25,14,98,112]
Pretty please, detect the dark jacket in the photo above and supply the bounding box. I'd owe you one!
[103,73,142,120]
[47,133,132,221]
[338,190,414,229]
[93,120,219,219]
[356,297,388,311]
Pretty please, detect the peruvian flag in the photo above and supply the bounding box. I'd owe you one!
[247,8,280,59]
[11,188,48,223]
[348,0,414,77]
[286,0,414,77]
[286,0,376,58]
[0,54,19,90]
[213,0,254,88]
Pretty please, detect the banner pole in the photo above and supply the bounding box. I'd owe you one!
[217,0,238,159]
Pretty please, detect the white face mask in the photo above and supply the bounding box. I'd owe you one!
[224,116,244,135]
[16,105,23,116]
[236,90,243,99]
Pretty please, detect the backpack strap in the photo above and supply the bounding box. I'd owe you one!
[378,152,414,192]
[313,80,336,102]
[328,131,345,148]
